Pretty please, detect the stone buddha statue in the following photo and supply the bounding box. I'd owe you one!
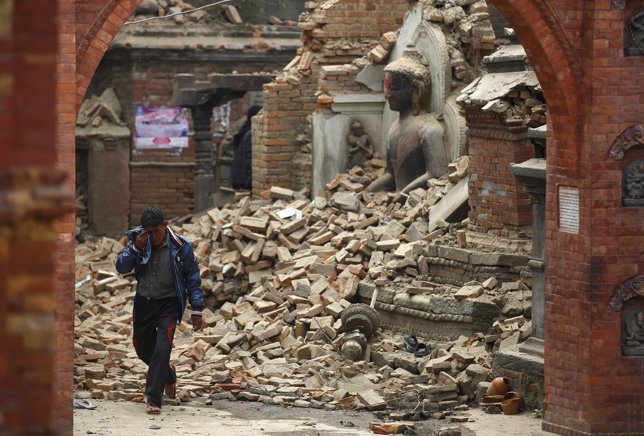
[624,309,644,352]
[367,45,450,194]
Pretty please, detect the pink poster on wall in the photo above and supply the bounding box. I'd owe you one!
[134,105,189,149]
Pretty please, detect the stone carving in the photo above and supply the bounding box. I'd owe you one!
[623,159,644,206]
[611,0,626,10]
[346,120,374,168]
[628,8,644,55]
[608,124,644,161]
[623,306,644,356]
[608,275,644,311]
[367,45,449,194]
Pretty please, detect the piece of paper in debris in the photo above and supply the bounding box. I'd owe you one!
[277,207,302,220]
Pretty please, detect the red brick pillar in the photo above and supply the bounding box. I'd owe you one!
[463,109,534,236]
[56,0,78,433]
[0,0,73,433]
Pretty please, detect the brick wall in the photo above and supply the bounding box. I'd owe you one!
[130,163,195,223]
[463,111,534,236]
[97,58,202,224]
[253,0,409,196]
[254,72,317,195]
[319,63,368,95]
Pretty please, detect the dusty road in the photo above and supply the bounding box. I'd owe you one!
[73,399,549,436]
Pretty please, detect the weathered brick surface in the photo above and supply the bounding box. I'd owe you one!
[464,110,534,236]
[56,0,78,433]
[129,164,195,224]
[0,0,62,433]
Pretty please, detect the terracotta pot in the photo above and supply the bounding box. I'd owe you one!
[486,377,510,396]
[501,391,523,415]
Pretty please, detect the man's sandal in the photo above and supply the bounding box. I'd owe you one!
[146,404,161,415]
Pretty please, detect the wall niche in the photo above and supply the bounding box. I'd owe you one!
[609,276,644,357]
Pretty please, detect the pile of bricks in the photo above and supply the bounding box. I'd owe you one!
[134,0,210,24]
[74,157,535,430]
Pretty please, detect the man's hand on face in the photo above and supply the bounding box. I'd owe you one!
[191,314,203,332]
[134,232,149,251]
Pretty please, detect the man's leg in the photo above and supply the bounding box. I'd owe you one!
[144,300,178,407]
[164,364,177,399]
[132,295,157,365]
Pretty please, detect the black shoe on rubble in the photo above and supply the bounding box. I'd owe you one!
[414,344,429,357]
[403,335,419,353]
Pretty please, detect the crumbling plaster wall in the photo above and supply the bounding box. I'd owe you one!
[252,0,410,197]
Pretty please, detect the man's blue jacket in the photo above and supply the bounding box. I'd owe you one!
[115,226,204,322]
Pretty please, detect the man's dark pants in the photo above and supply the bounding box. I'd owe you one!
[133,294,179,407]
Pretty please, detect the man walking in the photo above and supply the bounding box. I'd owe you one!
[116,207,204,414]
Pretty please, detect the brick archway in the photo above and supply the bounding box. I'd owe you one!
[76,0,143,108]
[51,1,642,435]
[489,1,580,115]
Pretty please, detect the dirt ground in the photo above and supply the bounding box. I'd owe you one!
[73,399,551,436]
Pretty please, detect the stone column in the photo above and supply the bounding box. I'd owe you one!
[191,104,215,212]
[510,158,546,341]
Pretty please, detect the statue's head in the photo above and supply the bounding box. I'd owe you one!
[383,45,431,116]
[350,120,365,136]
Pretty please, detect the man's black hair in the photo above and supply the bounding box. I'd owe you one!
[140,207,165,228]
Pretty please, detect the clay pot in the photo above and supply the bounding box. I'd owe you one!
[486,377,511,396]
[501,391,523,415]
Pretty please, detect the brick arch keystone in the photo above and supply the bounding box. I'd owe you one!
[76,0,143,109]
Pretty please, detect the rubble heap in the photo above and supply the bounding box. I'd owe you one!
[75,157,535,424]
[134,0,211,24]
[134,0,298,26]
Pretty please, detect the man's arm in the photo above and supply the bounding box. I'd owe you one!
[180,243,205,330]
[115,240,140,274]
